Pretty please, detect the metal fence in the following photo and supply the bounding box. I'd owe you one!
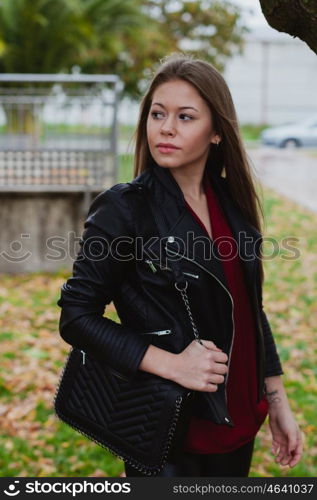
[0,74,121,192]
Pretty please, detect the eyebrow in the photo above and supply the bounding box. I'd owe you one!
[152,102,199,112]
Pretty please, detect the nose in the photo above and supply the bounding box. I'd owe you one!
[160,116,176,136]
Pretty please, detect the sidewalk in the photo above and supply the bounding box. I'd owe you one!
[248,148,317,213]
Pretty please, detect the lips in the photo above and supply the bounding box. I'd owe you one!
[157,143,180,149]
[156,143,180,153]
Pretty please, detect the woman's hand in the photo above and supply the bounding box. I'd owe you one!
[171,339,228,392]
[265,376,303,468]
[138,340,228,391]
[268,407,303,468]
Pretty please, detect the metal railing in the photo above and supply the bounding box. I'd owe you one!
[0,74,121,192]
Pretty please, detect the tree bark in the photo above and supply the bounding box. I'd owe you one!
[259,0,317,54]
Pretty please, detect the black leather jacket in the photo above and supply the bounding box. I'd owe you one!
[58,162,283,427]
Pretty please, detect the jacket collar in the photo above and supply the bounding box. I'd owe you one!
[151,160,187,206]
[149,160,228,204]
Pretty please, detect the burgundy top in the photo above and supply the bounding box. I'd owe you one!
[183,175,268,454]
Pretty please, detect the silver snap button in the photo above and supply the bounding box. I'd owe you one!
[167,236,175,243]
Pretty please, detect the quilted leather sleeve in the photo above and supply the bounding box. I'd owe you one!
[261,308,284,378]
[57,186,151,377]
[257,265,284,378]
[252,231,284,379]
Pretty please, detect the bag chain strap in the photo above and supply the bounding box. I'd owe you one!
[175,282,203,345]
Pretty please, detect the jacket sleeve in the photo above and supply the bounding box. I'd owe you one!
[57,186,151,377]
[257,257,284,378]
[261,308,284,377]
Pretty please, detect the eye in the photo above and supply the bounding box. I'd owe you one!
[151,111,165,119]
[179,113,193,121]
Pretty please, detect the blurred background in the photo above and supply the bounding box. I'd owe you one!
[0,0,316,478]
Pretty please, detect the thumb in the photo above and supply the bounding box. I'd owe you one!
[288,432,298,456]
[271,439,279,456]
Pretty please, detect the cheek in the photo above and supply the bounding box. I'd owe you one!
[185,130,210,152]
[146,120,154,146]
[186,126,212,149]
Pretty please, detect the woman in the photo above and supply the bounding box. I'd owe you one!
[58,54,303,477]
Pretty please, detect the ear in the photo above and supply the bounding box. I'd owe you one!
[210,134,222,146]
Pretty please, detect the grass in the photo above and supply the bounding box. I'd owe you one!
[241,123,269,141]
[118,154,134,183]
[0,158,316,477]
[0,121,268,143]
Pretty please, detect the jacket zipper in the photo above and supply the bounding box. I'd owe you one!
[145,259,199,279]
[80,350,130,381]
[164,245,235,418]
[141,329,172,336]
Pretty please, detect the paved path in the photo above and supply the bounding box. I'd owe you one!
[119,142,317,214]
[248,148,317,214]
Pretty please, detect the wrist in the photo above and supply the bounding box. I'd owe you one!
[138,344,179,382]
[161,351,179,382]
[265,375,290,413]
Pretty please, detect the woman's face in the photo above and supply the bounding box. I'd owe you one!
[146,79,220,172]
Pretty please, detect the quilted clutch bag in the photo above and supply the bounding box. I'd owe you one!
[54,346,194,475]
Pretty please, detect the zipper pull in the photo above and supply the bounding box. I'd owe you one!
[183,271,199,279]
[141,329,172,336]
[80,350,86,365]
[145,259,157,273]
[157,329,171,335]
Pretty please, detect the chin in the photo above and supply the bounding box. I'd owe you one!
[154,158,182,169]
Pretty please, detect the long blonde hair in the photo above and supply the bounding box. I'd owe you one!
[133,53,264,284]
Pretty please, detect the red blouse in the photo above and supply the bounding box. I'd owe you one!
[183,174,268,454]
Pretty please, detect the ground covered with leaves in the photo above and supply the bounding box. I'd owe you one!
[0,186,316,477]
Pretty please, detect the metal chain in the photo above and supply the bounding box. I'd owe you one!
[175,282,203,345]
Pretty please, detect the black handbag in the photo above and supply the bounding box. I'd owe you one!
[54,183,204,475]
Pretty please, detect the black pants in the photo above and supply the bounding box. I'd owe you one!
[124,438,255,477]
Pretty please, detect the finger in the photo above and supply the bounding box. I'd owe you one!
[213,362,229,375]
[208,374,225,384]
[201,340,222,351]
[213,351,228,363]
[281,452,292,466]
[280,447,292,466]
[278,443,289,464]
[289,451,301,468]
[205,382,218,392]
[280,441,297,466]
[275,442,288,463]
[287,432,298,457]
[289,432,304,468]
[280,429,301,466]
[271,439,279,456]
[289,443,302,468]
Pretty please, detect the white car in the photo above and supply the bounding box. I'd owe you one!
[261,116,317,148]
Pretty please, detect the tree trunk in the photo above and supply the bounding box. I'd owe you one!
[259,0,317,54]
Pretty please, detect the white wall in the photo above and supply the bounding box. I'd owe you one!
[118,24,317,128]
[223,29,317,125]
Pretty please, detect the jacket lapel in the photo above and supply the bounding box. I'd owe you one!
[164,208,229,290]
